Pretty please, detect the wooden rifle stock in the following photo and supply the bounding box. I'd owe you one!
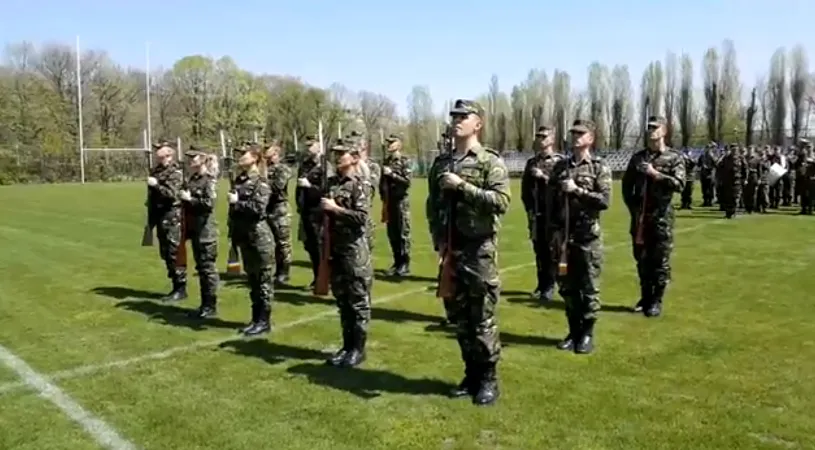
[313,120,331,296]
[634,178,648,246]
[436,127,456,299]
[380,186,389,223]
[175,153,189,269]
[225,157,242,275]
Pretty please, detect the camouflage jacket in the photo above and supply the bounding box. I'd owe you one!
[229,169,271,238]
[147,162,184,216]
[326,172,369,250]
[380,152,412,200]
[719,153,747,184]
[426,144,511,247]
[553,153,612,242]
[295,156,325,213]
[699,151,717,178]
[622,148,685,215]
[746,156,763,183]
[184,172,218,242]
[682,153,696,181]
[267,162,292,208]
[520,151,564,217]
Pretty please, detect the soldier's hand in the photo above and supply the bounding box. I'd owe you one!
[532,168,544,178]
[382,166,393,176]
[227,192,238,204]
[561,178,578,193]
[644,163,661,178]
[320,197,338,212]
[179,190,192,202]
[147,176,158,187]
[440,173,464,190]
[297,177,311,187]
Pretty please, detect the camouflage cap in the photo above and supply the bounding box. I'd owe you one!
[152,140,174,150]
[184,145,208,158]
[385,133,402,143]
[569,119,596,134]
[329,140,359,155]
[449,99,484,117]
[535,126,553,137]
[646,116,667,127]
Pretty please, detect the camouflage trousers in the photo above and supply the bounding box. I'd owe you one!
[236,223,275,314]
[743,181,757,212]
[631,212,674,293]
[298,211,322,281]
[366,215,375,253]
[450,237,501,365]
[557,236,602,322]
[801,180,815,214]
[330,239,373,336]
[267,203,293,273]
[531,222,557,294]
[190,235,219,305]
[385,199,411,265]
[155,208,186,285]
[781,176,793,204]
[721,184,742,216]
[701,177,714,206]
[681,180,694,208]
[755,184,769,211]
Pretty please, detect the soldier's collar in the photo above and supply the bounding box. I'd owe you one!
[570,150,593,164]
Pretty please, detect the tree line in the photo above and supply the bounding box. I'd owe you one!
[0,38,812,184]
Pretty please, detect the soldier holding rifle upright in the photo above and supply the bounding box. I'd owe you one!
[552,119,612,355]
[427,99,511,406]
[380,134,413,276]
[264,141,294,285]
[621,116,685,318]
[147,140,187,302]
[295,136,326,290]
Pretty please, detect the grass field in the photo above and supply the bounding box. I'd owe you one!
[0,180,814,450]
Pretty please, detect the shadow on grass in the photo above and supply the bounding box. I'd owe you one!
[115,299,246,331]
[505,296,634,313]
[287,362,455,399]
[218,339,326,366]
[372,306,441,324]
[424,323,561,348]
[373,269,437,284]
[91,286,165,300]
[274,289,334,306]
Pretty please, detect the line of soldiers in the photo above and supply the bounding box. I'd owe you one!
[682,139,815,217]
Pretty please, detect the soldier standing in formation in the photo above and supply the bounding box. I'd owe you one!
[295,136,326,290]
[719,144,747,219]
[552,119,612,354]
[179,148,220,318]
[744,146,761,214]
[147,141,187,302]
[321,142,373,368]
[520,125,563,303]
[264,141,294,285]
[352,133,380,254]
[699,143,717,207]
[427,99,511,406]
[755,147,770,213]
[380,134,413,276]
[679,148,695,209]
[229,145,275,337]
[799,139,815,215]
[622,116,685,317]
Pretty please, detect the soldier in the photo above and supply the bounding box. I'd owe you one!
[768,147,783,208]
[699,143,717,207]
[295,136,326,289]
[718,144,747,219]
[353,133,381,253]
[678,148,696,209]
[621,116,685,317]
[179,148,220,318]
[147,141,187,302]
[229,145,275,337]
[380,134,413,276]
[552,119,612,354]
[427,99,511,406]
[755,147,770,214]
[321,142,373,368]
[781,146,795,206]
[264,141,293,284]
[800,139,815,215]
[520,125,564,302]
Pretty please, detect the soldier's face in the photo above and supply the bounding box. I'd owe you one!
[265,147,280,164]
[451,113,481,138]
[307,142,320,155]
[570,131,593,148]
[648,124,664,141]
[238,151,256,167]
[190,155,203,169]
[155,147,173,165]
[333,151,355,171]
[388,141,401,152]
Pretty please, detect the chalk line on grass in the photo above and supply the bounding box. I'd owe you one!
[0,219,726,396]
[0,344,138,449]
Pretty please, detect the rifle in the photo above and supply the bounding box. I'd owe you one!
[314,121,331,296]
[175,138,189,269]
[635,98,651,247]
[141,148,155,246]
[222,131,242,275]
[379,128,389,224]
[437,124,456,299]
[558,165,571,276]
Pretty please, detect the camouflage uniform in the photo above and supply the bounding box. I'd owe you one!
[800,142,815,214]
[147,159,187,300]
[230,165,275,336]
[426,153,460,325]
[699,146,717,206]
[266,161,293,283]
[295,146,326,286]
[364,159,381,253]
[324,144,373,368]
[552,119,612,354]
[520,130,563,302]
[182,156,220,317]
[427,99,511,406]
[719,145,746,218]
[744,150,761,213]
[755,151,770,213]
[380,140,413,275]
[621,138,685,317]
[680,150,696,209]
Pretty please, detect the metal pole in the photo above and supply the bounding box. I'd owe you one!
[293,130,299,152]
[253,131,258,143]
[176,137,182,161]
[338,122,342,138]
[76,36,85,184]
[145,42,152,165]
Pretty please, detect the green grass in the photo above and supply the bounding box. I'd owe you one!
[0,180,813,449]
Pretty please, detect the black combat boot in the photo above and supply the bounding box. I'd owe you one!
[574,318,595,354]
[189,295,217,319]
[633,283,652,312]
[556,314,579,351]
[645,285,665,317]
[538,283,554,303]
[341,327,367,367]
[385,254,401,276]
[327,327,353,366]
[396,254,410,276]
[162,271,188,302]
[244,304,271,337]
[275,263,290,285]
[473,362,500,406]
[449,359,476,398]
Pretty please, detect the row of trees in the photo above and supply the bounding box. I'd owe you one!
[0,39,813,183]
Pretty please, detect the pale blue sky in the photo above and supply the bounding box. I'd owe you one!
[3,0,813,115]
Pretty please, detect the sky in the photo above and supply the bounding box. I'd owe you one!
[2,0,814,116]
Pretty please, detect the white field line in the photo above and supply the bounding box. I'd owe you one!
[0,219,726,396]
[0,344,138,449]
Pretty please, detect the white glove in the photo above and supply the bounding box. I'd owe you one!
[147,177,158,187]
[297,177,311,187]
[179,190,192,202]
[562,178,578,193]
[383,166,393,175]
[532,168,544,178]
[227,192,238,204]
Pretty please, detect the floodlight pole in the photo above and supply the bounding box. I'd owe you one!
[76,36,85,184]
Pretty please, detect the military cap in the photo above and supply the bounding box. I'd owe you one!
[329,140,359,155]
[535,126,553,137]
[349,130,364,138]
[152,140,174,150]
[385,134,402,143]
[799,138,811,148]
[646,116,667,127]
[304,135,317,144]
[449,99,484,117]
[569,119,596,134]
[184,145,208,158]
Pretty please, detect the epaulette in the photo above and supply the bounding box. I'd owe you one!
[484,146,500,156]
